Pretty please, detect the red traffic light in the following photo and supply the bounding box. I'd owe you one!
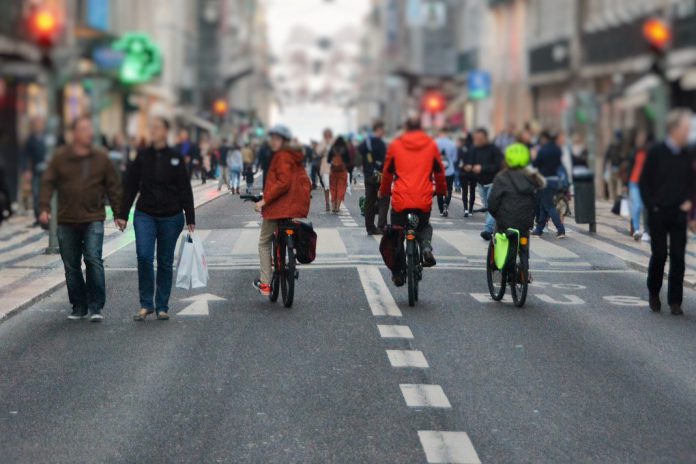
[422,91,446,114]
[213,99,228,116]
[643,18,671,51]
[29,8,59,46]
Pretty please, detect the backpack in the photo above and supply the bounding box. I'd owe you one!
[294,221,317,264]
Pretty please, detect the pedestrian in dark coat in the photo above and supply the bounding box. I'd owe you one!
[640,109,694,315]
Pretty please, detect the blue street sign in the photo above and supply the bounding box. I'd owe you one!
[468,71,491,101]
[87,0,110,31]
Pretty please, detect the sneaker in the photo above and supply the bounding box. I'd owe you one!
[68,308,88,320]
[422,249,437,268]
[670,304,684,316]
[649,294,661,312]
[89,312,104,322]
[480,231,492,241]
[253,279,271,296]
[531,230,543,237]
[463,210,469,218]
[633,230,642,241]
[556,233,567,240]
[392,273,405,287]
[642,232,651,243]
[156,311,170,320]
[442,207,449,218]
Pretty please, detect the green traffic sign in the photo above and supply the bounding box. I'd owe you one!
[113,33,162,85]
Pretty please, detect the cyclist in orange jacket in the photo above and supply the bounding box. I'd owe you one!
[379,116,447,285]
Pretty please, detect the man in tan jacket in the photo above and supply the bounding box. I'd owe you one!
[39,116,123,322]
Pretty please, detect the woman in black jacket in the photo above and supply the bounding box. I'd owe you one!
[118,117,195,321]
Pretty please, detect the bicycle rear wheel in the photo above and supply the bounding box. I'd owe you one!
[269,236,280,302]
[280,241,295,308]
[407,248,417,307]
[510,250,528,307]
[486,240,506,301]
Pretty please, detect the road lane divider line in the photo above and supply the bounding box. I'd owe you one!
[357,265,402,317]
[418,431,481,464]
[377,324,413,339]
[386,350,429,368]
[400,384,451,408]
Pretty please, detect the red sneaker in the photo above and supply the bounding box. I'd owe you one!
[253,279,271,296]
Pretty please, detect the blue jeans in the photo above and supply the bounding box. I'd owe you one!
[134,210,185,313]
[230,168,242,190]
[534,180,565,235]
[629,182,644,233]
[479,184,496,234]
[57,222,105,313]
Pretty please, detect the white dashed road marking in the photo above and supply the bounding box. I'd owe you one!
[418,431,481,464]
[377,324,414,339]
[386,350,429,368]
[357,266,402,317]
[400,384,451,408]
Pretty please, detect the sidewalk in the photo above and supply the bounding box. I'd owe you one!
[450,190,696,288]
[0,182,225,321]
[565,200,696,288]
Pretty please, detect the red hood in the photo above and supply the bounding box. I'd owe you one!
[279,144,305,164]
[398,131,435,152]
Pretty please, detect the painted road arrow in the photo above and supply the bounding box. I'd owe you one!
[178,293,226,316]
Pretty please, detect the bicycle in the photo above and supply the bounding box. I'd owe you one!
[241,194,298,308]
[486,228,530,307]
[404,211,423,307]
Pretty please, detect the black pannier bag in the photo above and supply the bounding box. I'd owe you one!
[294,221,317,264]
[379,225,406,275]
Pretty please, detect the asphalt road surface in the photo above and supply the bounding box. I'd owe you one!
[1,184,695,463]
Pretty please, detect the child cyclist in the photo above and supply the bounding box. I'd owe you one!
[487,142,546,277]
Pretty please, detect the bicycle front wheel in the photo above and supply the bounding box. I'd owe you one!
[510,251,528,307]
[281,243,295,308]
[486,240,506,301]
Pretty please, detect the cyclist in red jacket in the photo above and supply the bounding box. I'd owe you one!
[379,116,447,284]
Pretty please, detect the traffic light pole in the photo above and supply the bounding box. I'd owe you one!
[44,54,60,254]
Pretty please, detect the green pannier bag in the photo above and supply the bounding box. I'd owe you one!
[494,229,520,270]
[493,233,510,270]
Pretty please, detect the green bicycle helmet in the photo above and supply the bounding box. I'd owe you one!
[505,143,531,169]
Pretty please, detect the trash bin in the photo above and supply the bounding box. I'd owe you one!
[572,167,596,232]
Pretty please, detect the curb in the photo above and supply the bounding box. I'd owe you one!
[0,185,226,323]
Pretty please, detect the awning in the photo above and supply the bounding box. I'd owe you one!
[618,74,659,110]
[681,69,696,91]
[174,109,217,133]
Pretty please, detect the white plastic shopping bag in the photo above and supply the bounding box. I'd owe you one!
[620,197,630,218]
[190,235,209,289]
[176,234,194,289]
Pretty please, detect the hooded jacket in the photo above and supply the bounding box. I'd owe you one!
[262,144,312,220]
[380,130,447,213]
[488,167,546,232]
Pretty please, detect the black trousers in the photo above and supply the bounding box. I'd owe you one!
[391,210,433,248]
[647,208,687,305]
[437,175,455,213]
[461,179,476,212]
[364,177,389,232]
[310,165,323,188]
